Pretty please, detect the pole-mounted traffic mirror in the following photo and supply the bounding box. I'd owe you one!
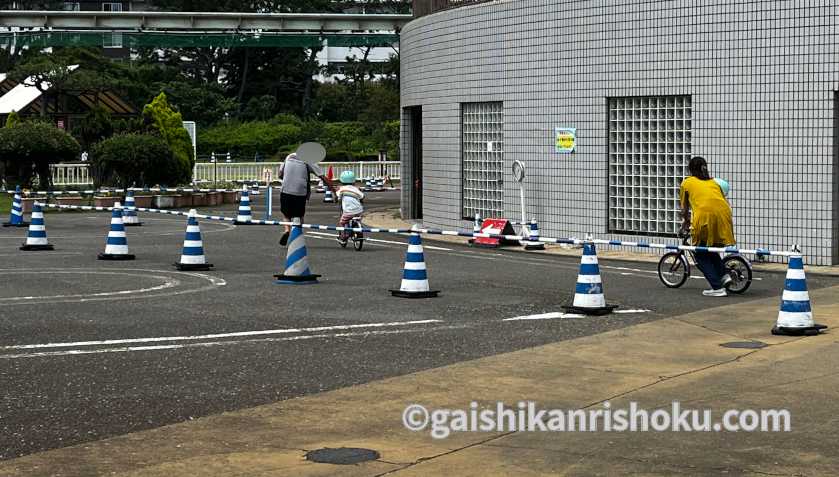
[512,160,526,183]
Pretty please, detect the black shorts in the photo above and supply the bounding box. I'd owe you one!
[280,192,308,220]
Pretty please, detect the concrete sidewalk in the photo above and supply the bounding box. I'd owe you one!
[1,281,837,475]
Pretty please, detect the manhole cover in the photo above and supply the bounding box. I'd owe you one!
[719,341,768,349]
[306,447,380,465]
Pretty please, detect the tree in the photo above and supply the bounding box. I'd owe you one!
[0,122,80,187]
[73,106,114,150]
[90,134,176,188]
[5,111,22,128]
[9,54,76,118]
[142,93,194,185]
[158,81,237,127]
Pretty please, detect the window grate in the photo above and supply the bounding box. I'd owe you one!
[461,102,503,219]
[608,96,692,236]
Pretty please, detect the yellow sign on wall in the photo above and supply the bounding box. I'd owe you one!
[555,127,576,153]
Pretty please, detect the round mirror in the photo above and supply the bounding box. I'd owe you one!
[512,160,526,183]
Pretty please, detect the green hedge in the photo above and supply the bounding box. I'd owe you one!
[91,133,183,187]
[198,121,303,160]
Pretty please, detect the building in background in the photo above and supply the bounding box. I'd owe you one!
[401,0,839,265]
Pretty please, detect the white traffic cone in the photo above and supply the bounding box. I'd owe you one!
[3,185,28,227]
[122,190,142,226]
[772,254,827,336]
[235,186,253,224]
[323,188,335,203]
[174,209,212,271]
[20,202,53,251]
[390,226,439,298]
[98,202,135,260]
[274,218,320,284]
[468,212,482,246]
[521,218,545,251]
[562,242,617,315]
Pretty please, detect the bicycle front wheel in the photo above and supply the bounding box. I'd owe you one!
[658,252,690,288]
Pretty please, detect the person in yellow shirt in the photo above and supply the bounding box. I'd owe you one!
[679,156,736,297]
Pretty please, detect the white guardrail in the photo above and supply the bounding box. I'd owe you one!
[192,161,401,183]
[48,162,401,186]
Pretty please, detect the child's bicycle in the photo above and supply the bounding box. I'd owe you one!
[657,232,752,293]
[337,216,364,251]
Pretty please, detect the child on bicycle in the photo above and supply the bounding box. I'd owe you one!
[336,170,365,245]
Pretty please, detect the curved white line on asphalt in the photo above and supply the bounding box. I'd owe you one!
[0,268,226,305]
[504,310,651,321]
[0,325,466,359]
[1,319,444,350]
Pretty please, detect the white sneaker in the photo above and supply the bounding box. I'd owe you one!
[702,288,727,297]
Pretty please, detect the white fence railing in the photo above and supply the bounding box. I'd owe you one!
[48,161,401,186]
[50,163,92,186]
[192,161,401,183]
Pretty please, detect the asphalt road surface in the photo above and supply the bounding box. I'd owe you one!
[0,191,835,460]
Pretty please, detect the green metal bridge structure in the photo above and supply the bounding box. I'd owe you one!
[0,10,412,48]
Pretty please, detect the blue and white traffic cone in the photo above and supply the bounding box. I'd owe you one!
[562,242,617,315]
[3,185,28,227]
[323,188,335,203]
[235,186,253,224]
[20,202,53,251]
[390,226,439,298]
[772,253,826,336]
[174,209,212,271]
[521,218,545,251]
[122,190,142,226]
[274,218,320,284]
[98,202,135,260]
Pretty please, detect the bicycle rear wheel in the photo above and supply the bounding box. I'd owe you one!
[723,255,752,294]
[658,252,689,288]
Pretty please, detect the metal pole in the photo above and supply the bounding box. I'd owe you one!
[519,183,527,237]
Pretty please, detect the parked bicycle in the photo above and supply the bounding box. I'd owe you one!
[657,232,752,293]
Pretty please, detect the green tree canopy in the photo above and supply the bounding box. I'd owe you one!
[90,133,177,188]
[0,121,80,187]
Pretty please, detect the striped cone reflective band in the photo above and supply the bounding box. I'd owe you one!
[772,255,826,336]
[390,231,439,298]
[3,185,28,227]
[323,189,335,203]
[236,188,253,223]
[175,209,212,271]
[274,219,319,284]
[562,243,616,315]
[522,218,545,250]
[20,202,53,250]
[122,190,142,226]
[98,203,135,260]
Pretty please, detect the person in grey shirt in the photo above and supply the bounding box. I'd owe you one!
[278,152,334,245]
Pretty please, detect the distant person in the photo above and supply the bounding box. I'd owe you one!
[679,156,736,297]
[80,151,88,162]
[278,152,334,246]
[335,170,365,245]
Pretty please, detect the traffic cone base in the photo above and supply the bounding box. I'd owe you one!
[390,289,439,298]
[21,244,54,251]
[2,222,28,227]
[98,253,136,260]
[273,273,320,284]
[176,262,213,271]
[771,324,827,336]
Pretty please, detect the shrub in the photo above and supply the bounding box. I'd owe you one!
[198,121,302,160]
[0,121,80,187]
[91,133,178,188]
[143,92,194,183]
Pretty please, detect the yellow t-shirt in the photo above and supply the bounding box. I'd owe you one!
[679,176,735,246]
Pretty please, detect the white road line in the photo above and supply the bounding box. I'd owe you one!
[504,312,586,321]
[0,252,82,257]
[504,309,651,321]
[0,319,444,350]
[0,326,462,359]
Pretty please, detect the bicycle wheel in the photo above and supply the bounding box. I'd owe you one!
[353,235,364,251]
[658,252,689,288]
[723,255,752,294]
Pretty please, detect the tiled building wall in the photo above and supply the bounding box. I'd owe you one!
[400,0,839,265]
